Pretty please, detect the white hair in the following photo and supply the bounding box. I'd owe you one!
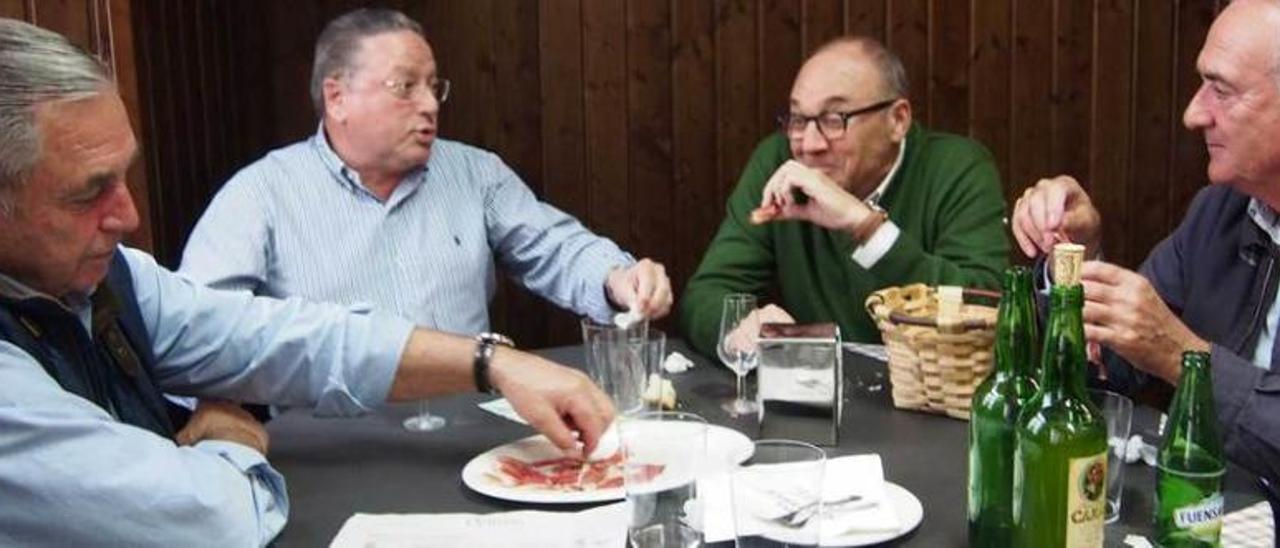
[0,18,111,216]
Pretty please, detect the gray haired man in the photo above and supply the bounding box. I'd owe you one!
[0,18,614,546]
[179,8,673,343]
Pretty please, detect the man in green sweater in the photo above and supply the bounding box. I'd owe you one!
[679,37,1009,358]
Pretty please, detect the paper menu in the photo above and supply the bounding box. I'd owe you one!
[329,501,627,548]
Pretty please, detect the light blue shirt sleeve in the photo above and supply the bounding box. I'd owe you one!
[481,154,634,323]
[0,247,414,546]
[127,248,414,413]
[0,341,285,546]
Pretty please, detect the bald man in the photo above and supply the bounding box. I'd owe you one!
[679,36,1009,357]
[1011,0,1280,485]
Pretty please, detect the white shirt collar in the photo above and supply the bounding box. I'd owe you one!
[1248,198,1280,247]
[864,137,907,207]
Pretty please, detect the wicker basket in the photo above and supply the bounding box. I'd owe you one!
[865,284,1000,420]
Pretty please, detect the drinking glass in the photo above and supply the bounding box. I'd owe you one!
[621,411,707,548]
[731,440,827,547]
[1089,389,1134,523]
[718,294,761,417]
[583,318,650,415]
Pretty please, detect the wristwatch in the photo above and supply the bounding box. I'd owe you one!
[473,332,515,394]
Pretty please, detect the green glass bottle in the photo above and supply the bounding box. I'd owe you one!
[1013,243,1108,547]
[1155,351,1226,547]
[968,266,1040,546]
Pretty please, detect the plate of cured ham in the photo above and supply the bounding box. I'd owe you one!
[462,424,754,504]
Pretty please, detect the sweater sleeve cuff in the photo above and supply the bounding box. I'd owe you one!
[850,222,901,269]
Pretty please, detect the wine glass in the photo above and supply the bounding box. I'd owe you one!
[403,399,446,432]
[404,310,447,432]
[718,293,761,417]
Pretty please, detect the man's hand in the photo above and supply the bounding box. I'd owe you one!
[488,347,617,459]
[724,304,796,355]
[1011,175,1103,259]
[174,400,270,455]
[754,160,872,233]
[605,258,673,319]
[1080,261,1209,384]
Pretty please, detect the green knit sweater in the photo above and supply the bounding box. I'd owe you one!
[678,124,1009,357]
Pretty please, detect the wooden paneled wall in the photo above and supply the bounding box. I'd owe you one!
[128,0,1221,348]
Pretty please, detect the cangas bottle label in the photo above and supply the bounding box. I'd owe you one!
[1065,452,1107,547]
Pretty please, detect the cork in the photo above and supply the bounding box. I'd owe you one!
[1052,243,1085,286]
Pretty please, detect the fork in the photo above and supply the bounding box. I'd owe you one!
[774,494,865,528]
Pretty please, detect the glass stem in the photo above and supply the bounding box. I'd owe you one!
[736,368,746,402]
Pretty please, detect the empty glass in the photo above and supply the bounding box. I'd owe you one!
[1089,389,1134,523]
[732,440,827,547]
[718,294,761,417]
[622,411,708,548]
[583,318,650,415]
[402,399,446,432]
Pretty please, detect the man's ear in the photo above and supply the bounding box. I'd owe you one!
[323,77,347,122]
[889,99,912,143]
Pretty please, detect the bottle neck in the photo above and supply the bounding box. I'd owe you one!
[994,268,1037,380]
[1040,284,1087,398]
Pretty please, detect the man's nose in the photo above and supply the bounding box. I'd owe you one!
[101,182,140,234]
[1183,83,1211,131]
[797,121,830,153]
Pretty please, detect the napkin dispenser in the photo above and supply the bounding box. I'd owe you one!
[757,323,842,446]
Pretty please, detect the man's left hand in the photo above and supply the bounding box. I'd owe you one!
[754,160,873,233]
[1080,261,1210,384]
[174,399,270,455]
[605,258,672,319]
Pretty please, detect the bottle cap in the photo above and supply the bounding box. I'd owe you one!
[1052,243,1085,286]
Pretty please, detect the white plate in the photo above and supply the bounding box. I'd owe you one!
[462,424,754,504]
[821,482,924,547]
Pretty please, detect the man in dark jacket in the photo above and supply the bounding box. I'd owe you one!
[1011,0,1280,484]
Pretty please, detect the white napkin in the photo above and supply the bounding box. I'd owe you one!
[663,351,695,373]
[700,454,899,544]
[329,502,627,548]
[477,398,527,425]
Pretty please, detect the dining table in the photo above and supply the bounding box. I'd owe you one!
[267,339,1266,546]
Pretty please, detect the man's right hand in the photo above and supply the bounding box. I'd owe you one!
[1011,175,1104,259]
[174,400,270,455]
[487,347,616,460]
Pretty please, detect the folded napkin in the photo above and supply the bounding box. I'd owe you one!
[477,397,527,425]
[700,454,899,544]
[330,502,628,548]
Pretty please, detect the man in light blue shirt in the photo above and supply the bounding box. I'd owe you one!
[0,19,615,546]
[179,8,673,336]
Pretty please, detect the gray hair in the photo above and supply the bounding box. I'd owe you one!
[310,8,426,116]
[0,18,111,215]
[811,36,910,99]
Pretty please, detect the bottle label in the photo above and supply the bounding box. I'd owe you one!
[1065,453,1107,547]
[1173,493,1224,536]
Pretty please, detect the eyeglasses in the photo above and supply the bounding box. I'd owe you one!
[382,77,451,104]
[777,98,898,140]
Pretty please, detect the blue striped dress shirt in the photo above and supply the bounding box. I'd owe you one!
[180,126,634,336]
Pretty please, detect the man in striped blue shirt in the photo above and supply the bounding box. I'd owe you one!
[179,8,672,337]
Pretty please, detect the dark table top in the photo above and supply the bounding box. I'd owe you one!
[268,341,1263,546]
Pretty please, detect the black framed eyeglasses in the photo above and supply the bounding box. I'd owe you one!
[382,77,451,104]
[777,98,898,140]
